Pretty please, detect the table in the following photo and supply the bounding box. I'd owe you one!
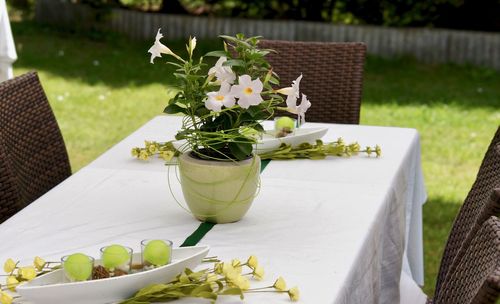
[0,0,17,82]
[0,115,426,303]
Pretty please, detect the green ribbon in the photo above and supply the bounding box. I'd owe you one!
[180,159,271,247]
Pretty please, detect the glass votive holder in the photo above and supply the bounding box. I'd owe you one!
[61,253,94,282]
[100,245,133,277]
[141,239,173,269]
[274,116,296,138]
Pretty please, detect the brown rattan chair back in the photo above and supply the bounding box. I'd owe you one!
[0,72,71,223]
[435,126,500,296]
[258,40,366,124]
[434,215,500,304]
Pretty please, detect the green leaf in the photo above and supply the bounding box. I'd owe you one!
[221,287,244,299]
[166,62,184,69]
[222,59,246,67]
[253,123,264,133]
[269,76,280,85]
[175,130,189,140]
[191,284,213,296]
[195,107,210,117]
[221,287,243,296]
[213,280,224,292]
[204,50,228,57]
[179,272,190,283]
[228,138,253,161]
[219,35,252,48]
[173,73,187,79]
[188,269,208,281]
[134,284,169,297]
[196,291,217,300]
[164,103,186,115]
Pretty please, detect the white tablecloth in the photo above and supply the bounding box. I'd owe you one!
[0,0,17,82]
[0,115,426,303]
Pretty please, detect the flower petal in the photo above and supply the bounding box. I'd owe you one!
[251,78,263,93]
[238,75,252,86]
[276,87,293,95]
[222,96,236,108]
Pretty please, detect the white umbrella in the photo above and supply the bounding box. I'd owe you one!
[0,0,17,82]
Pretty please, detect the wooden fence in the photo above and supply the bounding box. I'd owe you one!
[35,0,500,70]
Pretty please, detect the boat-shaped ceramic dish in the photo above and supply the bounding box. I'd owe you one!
[254,127,328,154]
[17,246,210,304]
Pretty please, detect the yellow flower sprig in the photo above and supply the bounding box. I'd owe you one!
[259,138,381,160]
[1,256,60,298]
[131,141,178,161]
[132,138,381,162]
[121,255,300,303]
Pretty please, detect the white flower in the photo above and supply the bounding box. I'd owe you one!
[277,74,302,109]
[230,75,263,109]
[208,57,236,84]
[205,82,235,112]
[297,93,311,125]
[148,29,180,64]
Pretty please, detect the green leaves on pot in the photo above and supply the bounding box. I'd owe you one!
[228,137,253,161]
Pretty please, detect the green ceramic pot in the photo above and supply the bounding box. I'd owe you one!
[178,152,261,224]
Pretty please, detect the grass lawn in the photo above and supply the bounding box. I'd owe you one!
[10,20,500,296]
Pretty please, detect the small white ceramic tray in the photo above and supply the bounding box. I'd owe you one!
[254,127,328,153]
[17,246,210,304]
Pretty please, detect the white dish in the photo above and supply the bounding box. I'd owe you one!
[254,127,328,154]
[17,246,209,304]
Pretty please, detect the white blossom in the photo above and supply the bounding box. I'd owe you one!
[148,29,180,64]
[276,74,302,109]
[205,82,236,112]
[230,75,263,109]
[208,56,236,84]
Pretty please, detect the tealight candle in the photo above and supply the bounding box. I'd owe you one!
[61,253,94,282]
[100,244,133,276]
[274,116,296,137]
[141,239,173,267]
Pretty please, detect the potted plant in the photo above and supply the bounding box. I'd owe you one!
[145,30,310,223]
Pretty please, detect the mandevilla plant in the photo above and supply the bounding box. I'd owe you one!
[147,29,310,161]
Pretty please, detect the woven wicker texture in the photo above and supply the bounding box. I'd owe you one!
[434,216,500,304]
[0,72,71,223]
[258,40,366,124]
[435,126,500,296]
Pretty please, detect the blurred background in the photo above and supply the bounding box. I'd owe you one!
[4,0,500,297]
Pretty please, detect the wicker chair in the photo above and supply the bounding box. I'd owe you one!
[0,72,71,223]
[435,126,500,296]
[431,215,500,304]
[258,40,366,124]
